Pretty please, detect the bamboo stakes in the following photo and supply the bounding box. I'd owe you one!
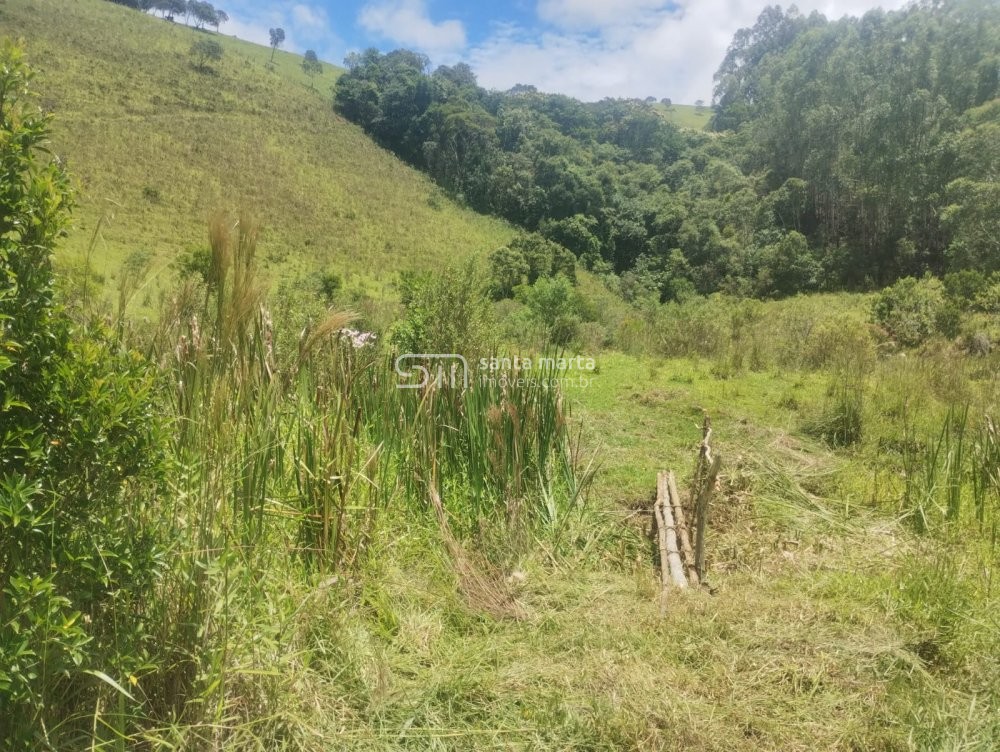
[667,470,699,587]
[653,414,722,597]
[656,471,687,590]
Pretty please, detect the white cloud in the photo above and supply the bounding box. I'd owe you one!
[220,1,343,63]
[469,0,910,104]
[536,0,673,31]
[358,0,466,58]
[291,3,332,41]
[292,3,325,29]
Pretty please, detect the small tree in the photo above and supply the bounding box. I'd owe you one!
[871,276,947,347]
[661,97,672,108]
[695,98,705,113]
[188,0,217,29]
[213,8,228,31]
[269,27,285,63]
[190,38,223,72]
[302,49,322,87]
[153,0,185,19]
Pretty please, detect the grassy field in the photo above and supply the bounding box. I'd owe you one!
[655,102,713,131]
[5,3,1000,750]
[130,310,996,749]
[3,0,514,309]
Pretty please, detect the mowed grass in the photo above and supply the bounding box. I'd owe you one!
[243,328,998,750]
[4,0,514,306]
[655,102,712,131]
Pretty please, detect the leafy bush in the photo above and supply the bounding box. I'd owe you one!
[316,269,343,303]
[974,282,1000,314]
[943,269,991,308]
[514,275,584,347]
[487,233,576,300]
[0,43,166,747]
[756,231,820,298]
[392,262,496,354]
[190,38,223,72]
[871,276,948,347]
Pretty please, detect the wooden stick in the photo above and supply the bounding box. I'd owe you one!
[693,454,722,582]
[653,479,671,595]
[657,471,688,589]
[667,471,699,587]
[690,415,713,505]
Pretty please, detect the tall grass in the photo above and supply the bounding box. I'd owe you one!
[126,215,594,743]
[899,405,1000,540]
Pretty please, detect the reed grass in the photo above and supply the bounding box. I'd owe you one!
[121,215,596,742]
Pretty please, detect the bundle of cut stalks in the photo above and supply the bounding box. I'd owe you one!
[654,416,722,599]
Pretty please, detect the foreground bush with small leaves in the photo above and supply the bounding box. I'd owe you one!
[0,41,169,747]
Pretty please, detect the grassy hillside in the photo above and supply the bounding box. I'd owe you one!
[655,102,712,130]
[3,0,513,302]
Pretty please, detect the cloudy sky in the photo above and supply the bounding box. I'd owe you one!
[220,0,908,103]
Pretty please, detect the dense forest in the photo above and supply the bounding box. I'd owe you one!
[334,0,999,300]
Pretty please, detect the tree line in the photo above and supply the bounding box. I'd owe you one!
[333,0,999,301]
[106,0,229,31]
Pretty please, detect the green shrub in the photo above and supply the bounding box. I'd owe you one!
[974,282,1000,314]
[190,38,223,72]
[514,275,583,347]
[486,233,576,300]
[487,243,530,299]
[943,269,991,308]
[757,231,820,297]
[871,276,947,347]
[317,269,343,303]
[0,43,167,746]
[392,261,496,354]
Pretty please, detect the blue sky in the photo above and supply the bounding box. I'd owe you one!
[221,0,906,104]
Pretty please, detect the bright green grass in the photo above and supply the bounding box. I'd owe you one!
[4,0,514,307]
[654,102,712,131]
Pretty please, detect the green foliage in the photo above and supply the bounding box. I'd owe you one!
[872,276,948,347]
[316,269,343,302]
[514,275,584,347]
[540,214,601,260]
[756,231,820,298]
[189,37,223,71]
[268,27,285,63]
[301,48,322,84]
[0,43,166,747]
[713,1,1000,286]
[487,233,576,300]
[392,261,496,355]
[943,269,993,308]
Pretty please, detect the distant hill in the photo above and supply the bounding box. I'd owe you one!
[3,0,513,303]
[654,102,712,131]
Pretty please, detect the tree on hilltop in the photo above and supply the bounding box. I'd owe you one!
[302,49,323,87]
[188,1,217,29]
[151,0,185,19]
[269,28,285,63]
